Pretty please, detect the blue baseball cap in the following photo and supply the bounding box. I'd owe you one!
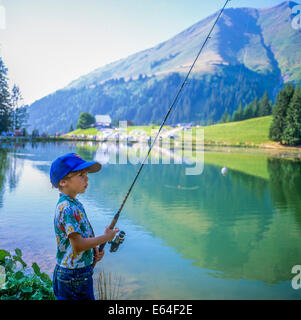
[50,153,101,188]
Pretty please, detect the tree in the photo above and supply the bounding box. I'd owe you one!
[258,92,272,117]
[251,97,259,118]
[69,123,74,132]
[232,103,243,122]
[76,112,95,129]
[243,102,254,120]
[10,84,28,131]
[207,119,213,126]
[220,108,231,123]
[0,58,12,132]
[269,84,295,142]
[282,85,301,145]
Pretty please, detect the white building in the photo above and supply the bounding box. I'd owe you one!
[95,115,112,128]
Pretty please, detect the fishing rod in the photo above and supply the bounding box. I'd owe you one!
[98,0,231,253]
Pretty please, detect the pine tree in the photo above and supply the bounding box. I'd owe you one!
[69,123,74,132]
[269,84,295,142]
[220,108,231,123]
[282,85,301,145]
[0,58,12,132]
[10,84,28,131]
[251,97,259,118]
[258,92,272,117]
[207,119,213,126]
[232,103,243,122]
[243,102,254,120]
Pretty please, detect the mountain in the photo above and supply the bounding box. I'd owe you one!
[28,1,301,134]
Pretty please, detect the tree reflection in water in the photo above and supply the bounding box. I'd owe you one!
[0,143,26,204]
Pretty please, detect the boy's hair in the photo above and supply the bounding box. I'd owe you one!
[53,168,89,190]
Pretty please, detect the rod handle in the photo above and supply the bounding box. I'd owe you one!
[97,213,119,253]
[98,242,106,252]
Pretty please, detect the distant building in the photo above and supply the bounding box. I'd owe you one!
[94,115,112,129]
[121,120,133,126]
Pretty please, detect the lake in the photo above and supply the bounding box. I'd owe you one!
[0,140,301,299]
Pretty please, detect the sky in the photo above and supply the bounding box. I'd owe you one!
[0,0,293,105]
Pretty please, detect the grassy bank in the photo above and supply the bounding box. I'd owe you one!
[200,116,273,147]
[65,126,162,137]
[123,116,274,147]
[65,128,100,136]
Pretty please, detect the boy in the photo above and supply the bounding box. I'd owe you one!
[50,152,118,300]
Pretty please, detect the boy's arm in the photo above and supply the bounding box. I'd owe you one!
[69,227,117,253]
[62,206,117,253]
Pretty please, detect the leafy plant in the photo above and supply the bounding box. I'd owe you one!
[0,248,56,300]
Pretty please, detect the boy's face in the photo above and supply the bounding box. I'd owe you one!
[59,171,88,197]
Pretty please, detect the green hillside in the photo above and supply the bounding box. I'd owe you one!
[28,2,301,134]
[200,116,273,146]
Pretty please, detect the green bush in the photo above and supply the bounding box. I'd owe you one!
[0,248,56,300]
[76,112,95,129]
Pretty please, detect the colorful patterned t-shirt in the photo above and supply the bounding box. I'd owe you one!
[54,193,95,269]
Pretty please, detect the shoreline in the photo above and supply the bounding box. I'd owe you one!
[1,135,300,180]
[1,135,300,151]
[1,135,301,149]
[0,135,301,164]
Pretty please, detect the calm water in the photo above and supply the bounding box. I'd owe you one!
[0,141,301,299]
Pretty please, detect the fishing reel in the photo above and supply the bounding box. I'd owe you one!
[108,230,126,253]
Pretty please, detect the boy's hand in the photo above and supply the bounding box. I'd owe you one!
[105,226,119,242]
[93,247,104,265]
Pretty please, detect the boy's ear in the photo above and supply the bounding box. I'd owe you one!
[59,179,67,189]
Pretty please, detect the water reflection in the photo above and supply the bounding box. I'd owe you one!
[0,148,9,207]
[268,158,301,222]
[83,143,301,284]
[0,144,27,201]
[0,142,300,288]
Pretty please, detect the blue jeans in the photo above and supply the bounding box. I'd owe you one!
[53,264,95,300]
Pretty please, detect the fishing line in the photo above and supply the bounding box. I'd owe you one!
[98,0,232,253]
